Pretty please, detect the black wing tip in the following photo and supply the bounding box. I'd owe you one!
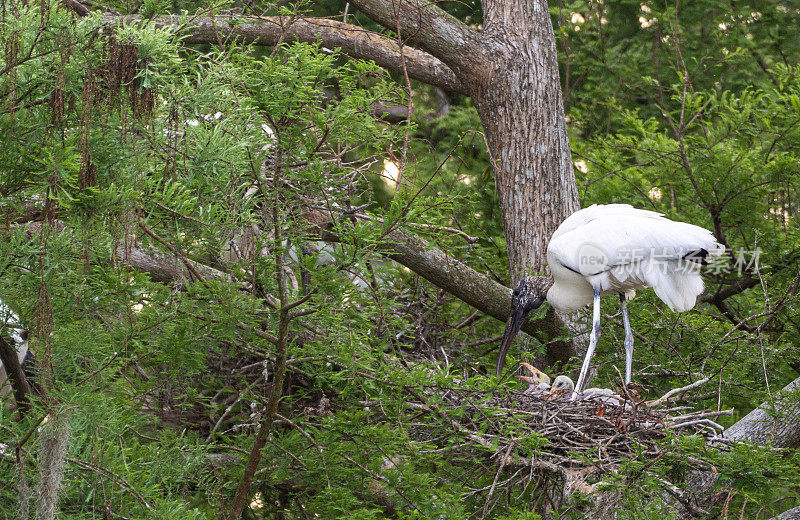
[683,248,711,265]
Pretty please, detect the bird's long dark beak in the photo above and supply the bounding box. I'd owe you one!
[496,303,528,376]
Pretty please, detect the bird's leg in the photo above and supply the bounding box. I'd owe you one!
[573,287,601,400]
[619,292,634,384]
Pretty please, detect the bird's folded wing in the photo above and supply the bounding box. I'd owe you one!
[550,203,664,240]
[549,214,723,277]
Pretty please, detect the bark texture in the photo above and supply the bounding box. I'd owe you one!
[0,335,31,412]
[116,15,463,93]
[349,0,486,87]
[476,0,580,279]
[722,376,800,448]
[382,229,509,325]
[119,245,230,284]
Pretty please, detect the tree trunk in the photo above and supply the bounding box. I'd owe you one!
[477,0,579,280]
[473,0,584,367]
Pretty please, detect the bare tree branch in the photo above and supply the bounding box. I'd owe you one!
[0,335,32,414]
[722,376,800,448]
[348,0,487,79]
[700,276,760,304]
[379,229,510,325]
[118,243,231,285]
[61,0,90,16]
[317,224,572,364]
[113,14,463,93]
[646,376,712,408]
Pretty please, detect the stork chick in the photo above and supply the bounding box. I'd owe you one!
[548,375,622,406]
[517,362,551,395]
[549,375,575,399]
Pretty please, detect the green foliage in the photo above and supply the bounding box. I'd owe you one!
[1,0,799,519]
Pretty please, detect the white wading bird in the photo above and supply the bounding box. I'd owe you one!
[496,204,723,398]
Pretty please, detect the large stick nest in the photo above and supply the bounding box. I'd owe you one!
[393,385,729,471]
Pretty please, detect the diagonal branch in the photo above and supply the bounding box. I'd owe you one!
[0,335,32,414]
[114,14,464,93]
[348,0,487,80]
[378,229,561,339]
[700,276,759,304]
[316,222,572,364]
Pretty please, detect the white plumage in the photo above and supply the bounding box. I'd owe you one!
[546,204,723,314]
[550,204,723,396]
[497,204,724,398]
[548,375,622,406]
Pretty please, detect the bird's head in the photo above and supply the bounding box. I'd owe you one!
[517,361,551,388]
[496,277,548,376]
[549,375,575,398]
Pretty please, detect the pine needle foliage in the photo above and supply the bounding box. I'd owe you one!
[0,1,799,519]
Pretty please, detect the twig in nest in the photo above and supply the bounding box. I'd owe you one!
[647,376,712,408]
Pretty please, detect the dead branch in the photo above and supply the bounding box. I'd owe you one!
[646,376,712,408]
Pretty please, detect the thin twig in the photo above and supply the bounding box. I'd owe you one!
[647,377,712,408]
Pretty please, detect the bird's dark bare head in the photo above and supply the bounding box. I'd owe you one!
[510,278,547,314]
[496,277,548,376]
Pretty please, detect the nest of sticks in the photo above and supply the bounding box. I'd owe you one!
[398,384,732,471]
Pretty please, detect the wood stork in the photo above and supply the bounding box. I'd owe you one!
[548,375,575,399]
[496,204,723,397]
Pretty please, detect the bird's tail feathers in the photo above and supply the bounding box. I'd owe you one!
[644,262,705,312]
